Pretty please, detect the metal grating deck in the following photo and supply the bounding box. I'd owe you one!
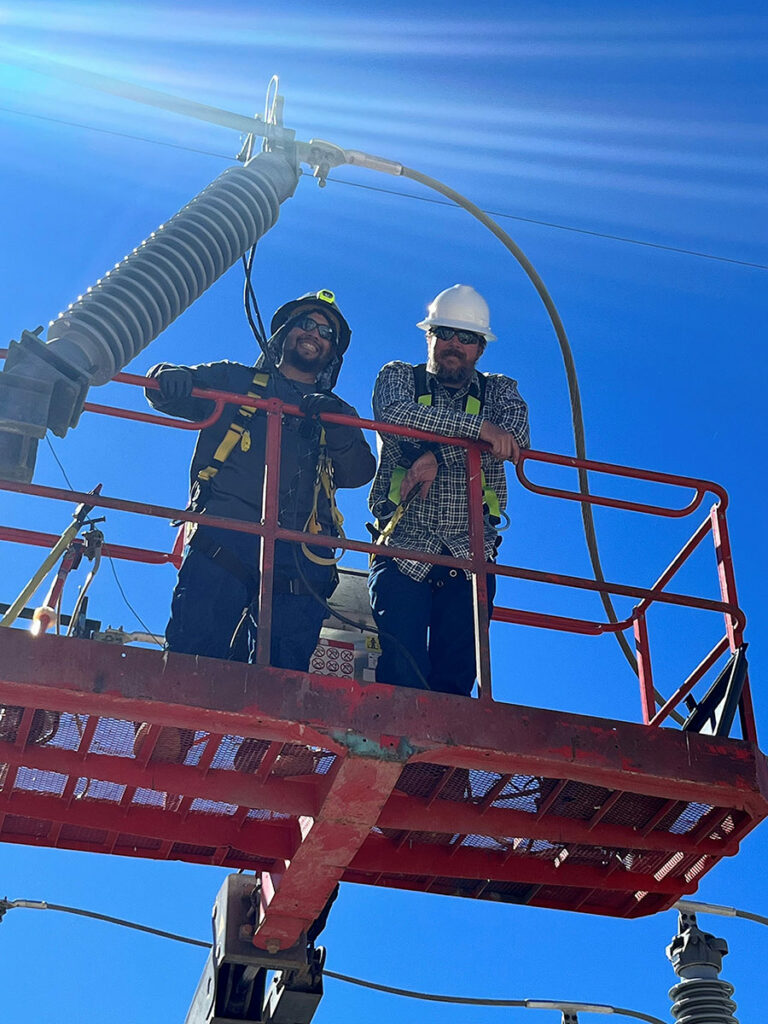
[0,626,766,950]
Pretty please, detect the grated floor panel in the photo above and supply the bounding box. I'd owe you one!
[0,630,766,921]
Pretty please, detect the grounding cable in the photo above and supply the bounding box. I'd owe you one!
[0,897,666,1023]
[43,438,163,646]
[675,899,768,929]
[397,165,684,718]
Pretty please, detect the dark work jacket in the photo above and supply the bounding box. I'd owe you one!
[146,361,375,540]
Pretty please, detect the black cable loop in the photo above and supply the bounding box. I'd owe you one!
[0,897,667,1022]
[398,165,683,722]
[288,541,433,691]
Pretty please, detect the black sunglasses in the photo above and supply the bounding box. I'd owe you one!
[431,325,484,346]
[291,314,337,344]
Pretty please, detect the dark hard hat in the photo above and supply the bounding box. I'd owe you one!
[270,289,351,355]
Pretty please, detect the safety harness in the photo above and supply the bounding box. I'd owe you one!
[375,363,500,545]
[189,368,344,574]
[301,442,345,566]
[191,369,270,516]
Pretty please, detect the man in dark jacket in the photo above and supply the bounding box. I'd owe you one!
[146,289,375,671]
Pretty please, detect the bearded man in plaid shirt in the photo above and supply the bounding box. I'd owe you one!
[368,285,529,696]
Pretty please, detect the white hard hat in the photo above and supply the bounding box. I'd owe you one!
[416,284,497,342]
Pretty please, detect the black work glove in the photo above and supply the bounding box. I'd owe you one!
[154,367,194,401]
[299,392,344,436]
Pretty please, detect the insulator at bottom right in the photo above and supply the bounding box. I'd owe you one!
[668,977,737,1024]
[666,910,738,1024]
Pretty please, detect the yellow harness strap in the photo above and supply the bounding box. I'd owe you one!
[375,504,406,544]
[193,371,344,566]
[197,371,269,483]
[302,428,346,566]
[185,370,269,544]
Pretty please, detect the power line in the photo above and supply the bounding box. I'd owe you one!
[675,899,768,929]
[44,436,76,490]
[0,104,232,161]
[322,174,768,271]
[2,104,765,271]
[43,437,163,645]
[0,898,209,948]
[323,969,668,1022]
[105,553,164,646]
[0,897,667,1023]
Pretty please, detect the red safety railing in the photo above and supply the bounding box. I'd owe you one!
[0,369,753,741]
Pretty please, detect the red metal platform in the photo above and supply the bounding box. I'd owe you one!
[0,371,765,951]
[1,626,766,949]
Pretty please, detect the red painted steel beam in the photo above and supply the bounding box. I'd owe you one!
[0,827,275,871]
[547,892,676,920]
[349,837,698,896]
[650,637,730,728]
[490,562,743,630]
[411,745,767,813]
[491,608,610,636]
[465,444,493,699]
[254,755,403,951]
[624,896,679,919]
[633,516,713,619]
[254,400,283,668]
[108,369,731,526]
[634,613,656,725]
[375,793,745,857]
[337,867,682,920]
[0,629,766,816]
[588,790,624,829]
[710,505,758,746]
[711,505,742,649]
[0,786,296,861]
[516,448,727,515]
[0,740,319,818]
[0,478,475,574]
[0,526,175,565]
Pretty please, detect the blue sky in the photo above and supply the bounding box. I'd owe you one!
[1,2,767,1021]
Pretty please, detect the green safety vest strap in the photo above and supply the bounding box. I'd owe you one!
[403,364,500,521]
[412,363,486,412]
[481,470,501,519]
[419,390,481,414]
[387,465,408,507]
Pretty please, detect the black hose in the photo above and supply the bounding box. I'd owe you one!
[242,244,269,349]
[400,165,681,721]
[289,542,433,691]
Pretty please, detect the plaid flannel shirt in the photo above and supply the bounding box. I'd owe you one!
[369,360,530,582]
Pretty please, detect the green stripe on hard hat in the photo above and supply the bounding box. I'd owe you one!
[270,290,352,355]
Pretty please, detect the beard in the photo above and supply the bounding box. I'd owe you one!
[285,348,325,374]
[428,350,473,385]
[281,331,333,376]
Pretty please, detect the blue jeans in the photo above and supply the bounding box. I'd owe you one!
[368,557,496,697]
[166,526,332,671]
